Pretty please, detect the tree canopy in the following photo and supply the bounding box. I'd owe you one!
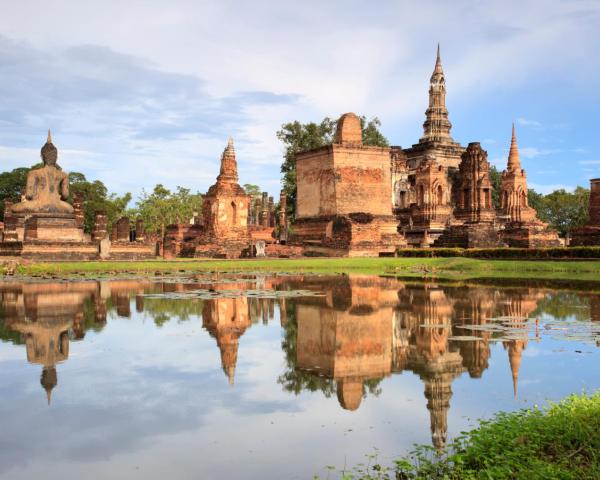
[531,186,589,236]
[134,184,203,237]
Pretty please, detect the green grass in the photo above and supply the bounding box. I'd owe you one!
[317,391,600,480]
[8,257,600,283]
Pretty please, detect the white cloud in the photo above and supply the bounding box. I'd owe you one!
[517,118,542,127]
[529,182,575,194]
[578,160,600,165]
[0,0,598,195]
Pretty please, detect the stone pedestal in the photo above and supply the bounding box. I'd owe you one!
[23,215,85,243]
[433,223,505,248]
[502,223,562,248]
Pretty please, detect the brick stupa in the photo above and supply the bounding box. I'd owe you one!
[498,125,561,247]
[195,138,251,258]
[292,112,406,256]
[434,142,504,248]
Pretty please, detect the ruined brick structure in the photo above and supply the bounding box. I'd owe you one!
[194,138,251,257]
[433,143,504,247]
[404,153,453,246]
[392,45,464,232]
[571,178,600,246]
[292,112,406,256]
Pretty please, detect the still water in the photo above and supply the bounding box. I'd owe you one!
[0,274,598,479]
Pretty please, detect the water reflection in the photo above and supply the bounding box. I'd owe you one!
[0,274,598,460]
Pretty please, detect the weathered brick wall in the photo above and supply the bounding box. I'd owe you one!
[296,145,392,219]
[589,179,600,226]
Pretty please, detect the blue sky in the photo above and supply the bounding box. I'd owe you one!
[0,0,598,201]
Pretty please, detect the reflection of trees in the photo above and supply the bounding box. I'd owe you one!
[532,292,592,321]
[142,298,203,326]
[277,300,336,397]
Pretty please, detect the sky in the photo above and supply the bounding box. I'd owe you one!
[0,0,598,202]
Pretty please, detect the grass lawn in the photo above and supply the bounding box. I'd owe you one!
[4,256,600,287]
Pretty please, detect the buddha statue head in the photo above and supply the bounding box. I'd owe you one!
[41,130,58,167]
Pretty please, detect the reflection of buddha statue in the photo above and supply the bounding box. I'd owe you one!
[11,131,74,215]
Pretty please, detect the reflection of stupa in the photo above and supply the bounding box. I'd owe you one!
[296,276,397,411]
[202,297,251,385]
[0,279,156,403]
[498,289,543,397]
[394,284,464,450]
[451,289,496,378]
[0,283,85,404]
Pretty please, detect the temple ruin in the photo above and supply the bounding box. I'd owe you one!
[291,112,406,256]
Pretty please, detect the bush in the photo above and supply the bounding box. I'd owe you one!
[396,247,600,259]
[318,392,600,480]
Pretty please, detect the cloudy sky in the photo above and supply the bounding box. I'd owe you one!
[0,0,598,201]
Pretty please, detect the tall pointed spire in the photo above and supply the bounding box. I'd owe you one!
[420,44,453,143]
[47,129,53,144]
[217,136,239,183]
[434,42,443,74]
[507,123,521,171]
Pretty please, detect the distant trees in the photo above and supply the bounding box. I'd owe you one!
[68,172,131,233]
[277,116,388,219]
[530,186,590,236]
[134,184,202,238]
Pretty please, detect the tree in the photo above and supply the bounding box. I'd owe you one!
[534,187,589,236]
[489,165,502,209]
[135,184,203,238]
[68,172,132,232]
[0,167,30,220]
[277,116,388,219]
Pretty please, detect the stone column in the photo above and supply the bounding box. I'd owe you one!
[268,196,275,227]
[73,192,85,229]
[278,190,287,243]
[115,217,130,242]
[135,218,146,242]
[92,211,108,242]
[260,192,269,227]
[2,200,18,242]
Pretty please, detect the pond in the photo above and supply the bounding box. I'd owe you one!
[0,274,598,479]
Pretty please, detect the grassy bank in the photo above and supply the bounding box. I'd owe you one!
[7,257,600,283]
[320,392,600,480]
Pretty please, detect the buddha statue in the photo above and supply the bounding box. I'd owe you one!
[11,131,74,215]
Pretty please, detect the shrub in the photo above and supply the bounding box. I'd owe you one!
[395,247,600,259]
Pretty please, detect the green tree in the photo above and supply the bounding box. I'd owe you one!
[68,172,131,232]
[0,167,29,220]
[489,165,502,208]
[527,188,545,215]
[277,116,388,219]
[535,187,590,236]
[136,184,202,238]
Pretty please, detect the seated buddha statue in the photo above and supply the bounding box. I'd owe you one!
[12,131,74,215]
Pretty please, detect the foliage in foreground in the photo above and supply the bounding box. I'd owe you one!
[315,392,600,480]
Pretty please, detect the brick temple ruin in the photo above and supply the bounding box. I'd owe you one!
[0,46,595,261]
[162,138,293,259]
[288,46,566,254]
